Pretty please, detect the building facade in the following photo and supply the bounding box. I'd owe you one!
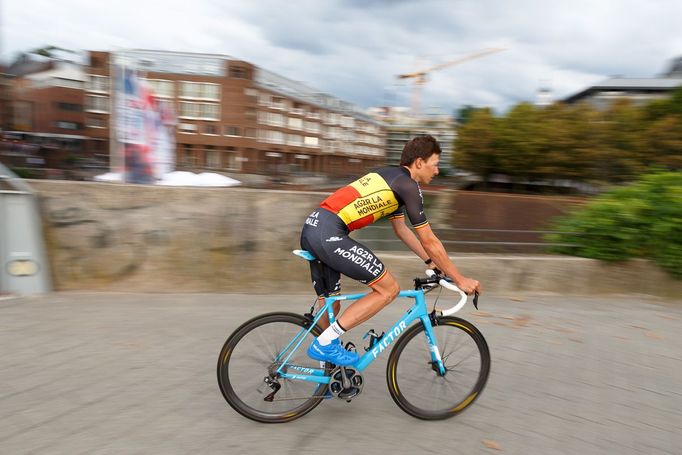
[2,61,95,172]
[368,106,456,172]
[564,56,682,108]
[85,50,385,178]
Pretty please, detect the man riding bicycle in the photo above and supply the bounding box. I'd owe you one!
[301,134,482,366]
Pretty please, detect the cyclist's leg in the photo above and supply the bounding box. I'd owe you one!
[311,261,341,330]
[337,271,400,330]
[301,219,341,330]
[313,234,400,331]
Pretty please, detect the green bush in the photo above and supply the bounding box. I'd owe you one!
[546,172,682,277]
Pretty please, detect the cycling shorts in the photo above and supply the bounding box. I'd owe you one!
[300,208,387,296]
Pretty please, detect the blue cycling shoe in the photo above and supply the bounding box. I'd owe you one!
[307,339,358,366]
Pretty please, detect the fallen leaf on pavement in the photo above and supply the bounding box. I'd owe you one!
[482,439,503,451]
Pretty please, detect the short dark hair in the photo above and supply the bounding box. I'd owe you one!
[400,134,442,166]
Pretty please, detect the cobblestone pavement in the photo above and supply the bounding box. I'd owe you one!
[1,292,680,454]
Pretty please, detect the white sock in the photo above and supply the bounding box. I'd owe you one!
[317,321,346,346]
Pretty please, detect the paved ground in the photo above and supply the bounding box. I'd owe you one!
[1,292,681,454]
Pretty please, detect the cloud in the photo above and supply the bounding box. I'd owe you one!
[4,0,682,113]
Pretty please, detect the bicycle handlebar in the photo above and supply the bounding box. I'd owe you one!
[424,269,478,315]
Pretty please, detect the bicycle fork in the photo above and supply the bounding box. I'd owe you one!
[422,316,447,376]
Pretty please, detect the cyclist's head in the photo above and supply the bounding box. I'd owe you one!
[400,135,442,167]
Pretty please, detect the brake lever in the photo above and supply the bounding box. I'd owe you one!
[473,291,479,310]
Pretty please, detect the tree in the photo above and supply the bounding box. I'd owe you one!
[455,105,479,125]
[646,116,682,170]
[453,108,499,185]
[495,103,545,183]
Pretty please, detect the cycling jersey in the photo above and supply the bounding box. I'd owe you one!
[320,166,429,231]
[300,167,429,295]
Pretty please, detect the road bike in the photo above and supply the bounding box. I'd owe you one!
[217,250,490,423]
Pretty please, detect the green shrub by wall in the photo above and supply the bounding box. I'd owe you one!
[546,172,682,278]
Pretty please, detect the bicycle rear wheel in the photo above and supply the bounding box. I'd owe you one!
[386,316,490,420]
[217,312,329,423]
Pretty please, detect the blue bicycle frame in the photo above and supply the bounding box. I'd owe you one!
[274,289,446,385]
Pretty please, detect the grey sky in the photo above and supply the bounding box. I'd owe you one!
[3,0,682,113]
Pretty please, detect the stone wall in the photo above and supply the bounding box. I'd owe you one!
[28,180,682,298]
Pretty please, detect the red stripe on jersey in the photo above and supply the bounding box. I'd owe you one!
[347,215,374,231]
[320,185,360,214]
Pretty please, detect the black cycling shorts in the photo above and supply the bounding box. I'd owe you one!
[300,208,387,296]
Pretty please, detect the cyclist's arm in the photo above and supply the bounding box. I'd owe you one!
[390,215,430,261]
[414,224,481,294]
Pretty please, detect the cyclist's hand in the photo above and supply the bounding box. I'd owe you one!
[455,277,481,295]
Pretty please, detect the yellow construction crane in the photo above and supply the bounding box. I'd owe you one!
[397,47,505,115]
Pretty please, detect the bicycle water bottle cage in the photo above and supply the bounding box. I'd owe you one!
[363,330,384,352]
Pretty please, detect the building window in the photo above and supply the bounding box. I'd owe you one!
[244,88,258,98]
[178,123,198,134]
[224,151,237,170]
[206,149,221,168]
[55,121,82,130]
[143,79,174,98]
[258,111,284,126]
[179,82,220,101]
[87,75,109,92]
[181,145,194,166]
[85,95,109,113]
[178,102,220,120]
[224,126,241,136]
[229,65,248,79]
[86,117,107,128]
[55,102,82,112]
[288,134,302,146]
[304,121,319,133]
[271,96,288,110]
[245,108,257,119]
[204,124,218,135]
[288,117,303,130]
[258,93,271,106]
[341,116,354,128]
[304,136,319,147]
[259,130,284,144]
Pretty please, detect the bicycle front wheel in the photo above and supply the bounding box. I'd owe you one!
[217,312,329,423]
[386,316,490,420]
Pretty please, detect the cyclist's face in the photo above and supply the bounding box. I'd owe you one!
[417,154,440,184]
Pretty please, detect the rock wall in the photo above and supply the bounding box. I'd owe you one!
[27,180,682,298]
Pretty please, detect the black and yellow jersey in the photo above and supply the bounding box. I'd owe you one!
[320,166,428,231]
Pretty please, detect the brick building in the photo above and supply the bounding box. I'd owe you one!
[85,49,386,178]
[2,60,96,172]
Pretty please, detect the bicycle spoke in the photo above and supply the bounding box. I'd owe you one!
[388,320,489,418]
[218,314,327,422]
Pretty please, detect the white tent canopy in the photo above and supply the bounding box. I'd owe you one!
[94,171,241,187]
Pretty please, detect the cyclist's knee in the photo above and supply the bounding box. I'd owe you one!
[371,273,399,306]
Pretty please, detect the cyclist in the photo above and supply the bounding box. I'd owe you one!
[301,134,481,366]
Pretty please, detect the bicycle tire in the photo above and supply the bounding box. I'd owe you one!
[386,316,490,420]
[217,312,329,423]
